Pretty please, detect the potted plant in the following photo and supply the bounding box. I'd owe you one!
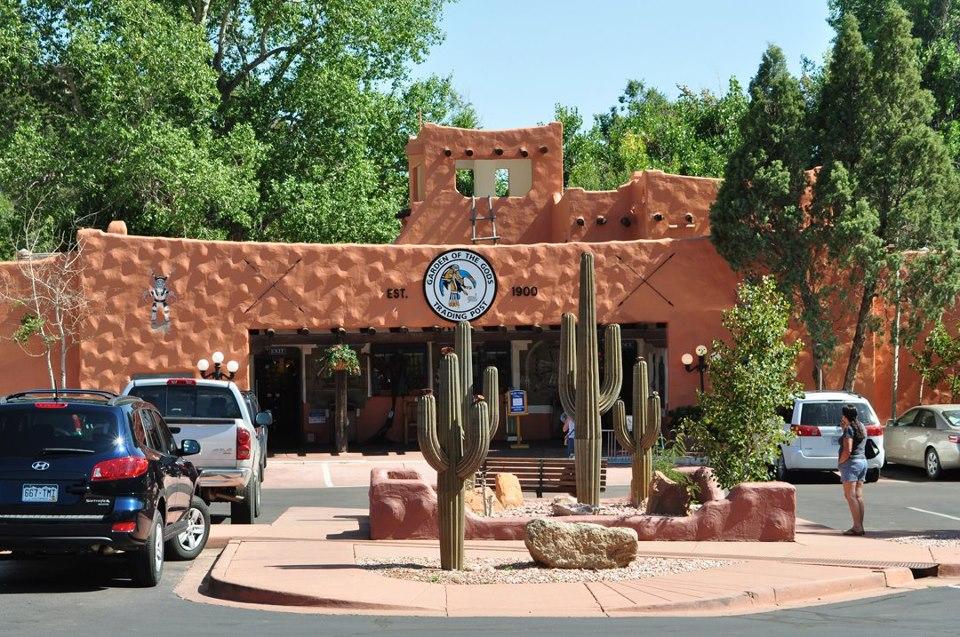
[320,344,361,377]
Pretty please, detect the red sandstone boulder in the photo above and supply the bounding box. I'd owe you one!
[495,473,524,508]
[645,470,689,516]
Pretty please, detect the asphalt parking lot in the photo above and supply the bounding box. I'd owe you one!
[2,465,960,636]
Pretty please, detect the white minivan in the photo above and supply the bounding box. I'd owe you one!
[774,391,884,483]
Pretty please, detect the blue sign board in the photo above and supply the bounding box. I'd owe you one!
[508,390,527,415]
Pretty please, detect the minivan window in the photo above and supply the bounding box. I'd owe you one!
[0,406,124,457]
[799,401,876,426]
[128,385,242,419]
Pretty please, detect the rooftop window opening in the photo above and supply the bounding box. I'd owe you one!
[454,159,531,198]
[456,168,475,197]
[494,168,509,197]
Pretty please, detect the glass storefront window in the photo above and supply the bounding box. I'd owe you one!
[520,339,559,407]
[371,344,428,396]
[305,346,367,412]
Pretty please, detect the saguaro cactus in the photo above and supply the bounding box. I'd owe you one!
[454,321,500,437]
[558,251,623,506]
[417,349,493,570]
[613,357,662,506]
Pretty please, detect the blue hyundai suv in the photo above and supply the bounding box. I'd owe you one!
[0,389,210,586]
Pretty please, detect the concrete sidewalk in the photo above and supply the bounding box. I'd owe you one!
[262,452,633,489]
[180,507,960,617]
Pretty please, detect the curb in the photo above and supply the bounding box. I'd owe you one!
[205,540,432,612]
[201,540,909,616]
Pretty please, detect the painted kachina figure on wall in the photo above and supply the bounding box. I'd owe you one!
[558,251,623,507]
[143,271,175,333]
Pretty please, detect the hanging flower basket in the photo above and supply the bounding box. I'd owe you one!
[320,344,361,377]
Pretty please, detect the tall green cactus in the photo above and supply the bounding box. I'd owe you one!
[613,357,662,506]
[455,321,500,438]
[417,341,495,570]
[455,322,499,492]
[558,251,623,506]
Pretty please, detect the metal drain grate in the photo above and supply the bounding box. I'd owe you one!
[795,558,939,578]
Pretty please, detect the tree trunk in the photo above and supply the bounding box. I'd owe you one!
[334,370,348,455]
[842,281,877,392]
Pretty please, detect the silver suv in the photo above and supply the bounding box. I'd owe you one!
[774,391,884,483]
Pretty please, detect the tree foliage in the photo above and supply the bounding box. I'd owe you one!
[556,79,748,189]
[0,0,469,257]
[682,277,803,489]
[712,4,960,392]
[912,319,960,401]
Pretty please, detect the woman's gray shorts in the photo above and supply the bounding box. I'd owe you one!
[839,458,868,483]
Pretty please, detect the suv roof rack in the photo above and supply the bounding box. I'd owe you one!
[1,388,121,405]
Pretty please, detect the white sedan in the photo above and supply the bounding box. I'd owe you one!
[885,405,960,479]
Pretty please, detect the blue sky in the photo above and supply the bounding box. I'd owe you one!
[413,1,835,130]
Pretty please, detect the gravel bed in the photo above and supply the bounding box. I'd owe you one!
[484,499,647,518]
[358,555,735,585]
[888,531,960,547]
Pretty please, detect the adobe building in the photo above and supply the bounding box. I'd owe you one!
[0,123,929,450]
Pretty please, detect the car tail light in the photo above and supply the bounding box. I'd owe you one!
[167,379,196,386]
[34,402,67,409]
[91,457,149,481]
[949,434,960,444]
[790,424,821,437]
[237,428,251,460]
[111,521,137,533]
[865,424,883,437]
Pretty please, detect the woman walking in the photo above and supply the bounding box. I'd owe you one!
[838,404,867,536]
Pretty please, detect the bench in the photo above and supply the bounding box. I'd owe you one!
[477,457,607,498]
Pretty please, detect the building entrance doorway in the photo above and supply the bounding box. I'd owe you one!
[254,348,302,452]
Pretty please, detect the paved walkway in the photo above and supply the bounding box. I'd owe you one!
[263,452,633,489]
[179,507,960,617]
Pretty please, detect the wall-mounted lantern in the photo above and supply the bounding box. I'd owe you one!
[681,345,709,392]
[198,351,239,380]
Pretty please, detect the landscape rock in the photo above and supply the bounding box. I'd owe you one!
[645,470,690,516]
[495,473,524,508]
[524,518,638,569]
[550,494,594,516]
[465,486,504,514]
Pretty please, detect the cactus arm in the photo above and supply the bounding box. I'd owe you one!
[482,365,499,437]
[457,398,492,480]
[612,399,636,454]
[558,312,577,417]
[597,323,623,414]
[417,393,449,472]
[639,392,661,450]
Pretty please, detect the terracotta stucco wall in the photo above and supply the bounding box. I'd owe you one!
[73,229,738,411]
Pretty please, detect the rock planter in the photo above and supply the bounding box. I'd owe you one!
[369,467,796,542]
[525,518,638,569]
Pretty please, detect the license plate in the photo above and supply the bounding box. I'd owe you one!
[22,484,58,503]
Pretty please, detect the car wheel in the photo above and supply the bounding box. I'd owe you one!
[230,473,259,524]
[925,448,943,480]
[166,497,210,561]
[865,468,880,483]
[129,512,164,587]
[773,452,792,482]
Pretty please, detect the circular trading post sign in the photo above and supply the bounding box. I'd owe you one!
[423,249,497,322]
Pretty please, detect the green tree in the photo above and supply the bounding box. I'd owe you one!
[912,319,960,401]
[0,0,468,256]
[709,46,832,385]
[682,277,803,489]
[830,1,960,155]
[556,78,747,189]
[815,6,960,391]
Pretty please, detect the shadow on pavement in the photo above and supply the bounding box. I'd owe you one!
[0,554,139,593]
